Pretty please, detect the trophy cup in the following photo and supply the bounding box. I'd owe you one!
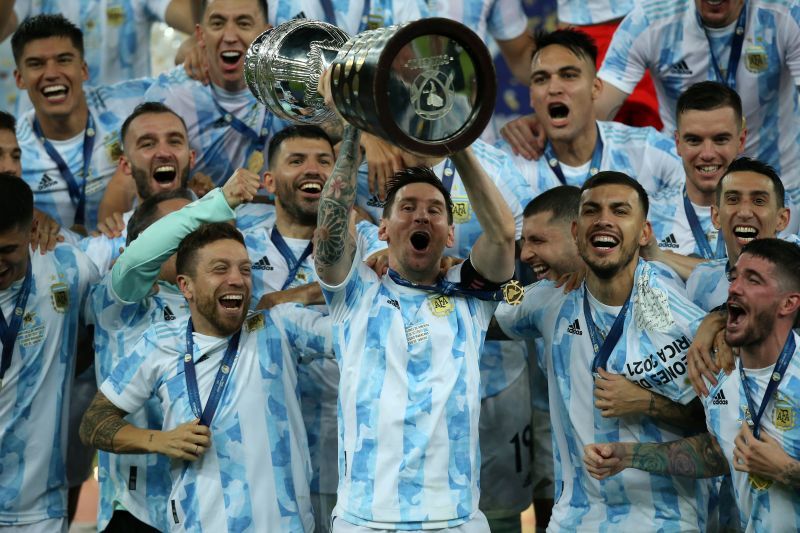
[244,17,496,157]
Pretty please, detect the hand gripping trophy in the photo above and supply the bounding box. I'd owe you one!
[244,17,496,156]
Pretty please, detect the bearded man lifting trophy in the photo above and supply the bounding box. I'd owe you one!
[244,17,496,156]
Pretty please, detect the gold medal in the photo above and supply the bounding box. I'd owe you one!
[748,473,773,491]
[247,151,265,173]
[502,280,524,305]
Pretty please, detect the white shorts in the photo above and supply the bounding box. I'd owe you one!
[478,367,533,518]
[331,511,490,532]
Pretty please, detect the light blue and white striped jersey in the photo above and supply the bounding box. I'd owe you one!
[243,220,383,496]
[686,258,729,311]
[234,202,276,234]
[415,0,528,42]
[268,0,422,34]
[17,80,151,231]
[650,186,720,257]
[89,276,188,532]
[705,332,800,533]
[101,304,329,532]
[78,210,132,276]
[320,244,497,529]
[500,120,685,198]
[144,68,287,185]
[357,139,534,399]
[557,0,633,25]
[2,0,169,116]
[687,234,800,310]
[0,245,98,525]
[496,260,711,531]
[599,0,800,188]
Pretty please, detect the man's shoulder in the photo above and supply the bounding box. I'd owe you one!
[600,121,676,154]
[632,0,692,25]
[145,67,205,103]
[51,242,99,280]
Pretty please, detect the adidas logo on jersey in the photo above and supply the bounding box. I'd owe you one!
[387,298,399,309]
[252,256,273,271]
[163,305,176,321]
[367,195,385,208]
[658,233,680,249]
[38,173,57,191]
[567,319,582,335]
[670,60,693,76]
[712,389,728,405]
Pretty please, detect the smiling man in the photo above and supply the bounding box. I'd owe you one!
[76,102,196,276]
[502,28,685,199]
[649,82,747,260]
[11,14,151,234]
[584,238,800,533]
[144,0,286,186]
[686,157,793,311]
[597,0,800,207]
[80,172,331,531]
[495,172,712,531]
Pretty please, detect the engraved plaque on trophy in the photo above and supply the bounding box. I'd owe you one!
[245,17,496,156]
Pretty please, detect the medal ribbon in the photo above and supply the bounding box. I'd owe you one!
[683,187,726,259]
[270,227,314,291]
[32,114,96,226]
[740,332,796,439]
[209,86,272,165]
[583,285,632,374]
[440,159,456,193]
[183,319,242,426]
[698,2,747,90]
[387,268,505,302]
[543,126,603,185]
[0,261,33,387]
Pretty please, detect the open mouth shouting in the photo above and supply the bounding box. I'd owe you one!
[298,179,323,198]
[531,262,550,280]
[218,293,244,315]
[726,298,747,332]
[153,164,177,184]
[220,50,244,72]
[732,224,758,245]
[410,231,431,252]
[42,84,68,104]
[547,102,570,127]
[589,232,620,254]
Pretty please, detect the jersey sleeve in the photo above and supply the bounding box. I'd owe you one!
[355,220,388,258]
[147,0,173,21]
[54,244,101,328]
[486,0,528,41]
[781,4,800,86]
[597,6,652,95]
[494,282,545,340]
[111,188,235,302]
[270,304,333,361]
[643,128,685,191]
[100,332,161,415]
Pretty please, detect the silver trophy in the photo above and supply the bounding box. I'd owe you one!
[244,17,496,156]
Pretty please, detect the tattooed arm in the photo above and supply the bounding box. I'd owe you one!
[450,147,516,283]
[79,391,211,461]
[583,432,729,480]
[314,124,362,285]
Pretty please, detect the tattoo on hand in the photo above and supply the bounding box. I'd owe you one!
[780,460,800,487]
